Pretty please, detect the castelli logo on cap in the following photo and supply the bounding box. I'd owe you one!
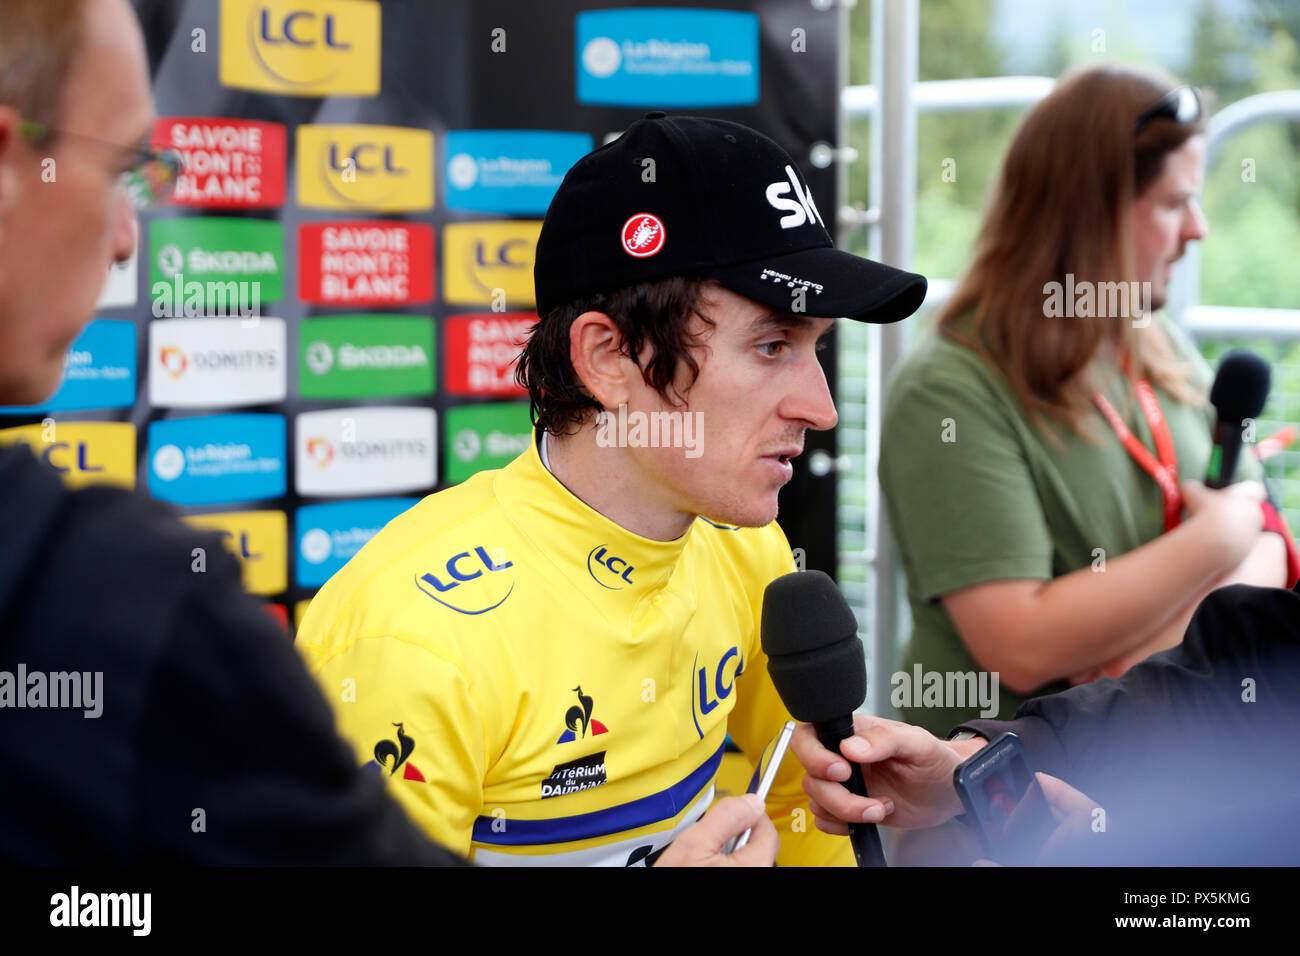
[621,213,665,258]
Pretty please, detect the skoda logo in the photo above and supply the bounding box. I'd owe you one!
[305,341,334,375]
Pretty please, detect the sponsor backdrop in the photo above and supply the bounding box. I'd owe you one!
[0,0,840,628]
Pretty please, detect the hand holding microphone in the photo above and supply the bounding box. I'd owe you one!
[762,570,890,866]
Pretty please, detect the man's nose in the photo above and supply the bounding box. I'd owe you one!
[784,353,838,431]
[110,190,137,265]
[1183,197,1208,243]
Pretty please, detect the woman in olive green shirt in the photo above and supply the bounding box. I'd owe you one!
[880,64,1288,735]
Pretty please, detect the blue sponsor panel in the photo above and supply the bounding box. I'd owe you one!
[147,413,286,505]
[295,497,418,587]
[576,9,759,108]
[444,130,593,214]
[0,320,136,414]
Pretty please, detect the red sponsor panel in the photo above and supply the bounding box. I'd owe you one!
[298,221,434,306]
[263,603,290,635]
[444,313,534,397]
[153,117,286,209]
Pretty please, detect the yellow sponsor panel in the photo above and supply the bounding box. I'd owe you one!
[297,125,434,212]
[220,0,381,97]
[184,510,288,596]
[294,598,313,629]
[0,421,135,490]
[443,221,542,307]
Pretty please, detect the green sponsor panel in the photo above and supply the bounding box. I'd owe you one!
[299,315,435,399]
[150,217,284,308]
[444,402,532,484]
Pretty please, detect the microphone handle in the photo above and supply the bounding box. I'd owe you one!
[1207,420,1243,489]
[813,714,887,867]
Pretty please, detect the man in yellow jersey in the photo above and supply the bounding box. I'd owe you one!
[297,113,927,865]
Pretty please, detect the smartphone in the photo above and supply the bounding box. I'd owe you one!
[952,732,1057,865]
[724,720,796,854]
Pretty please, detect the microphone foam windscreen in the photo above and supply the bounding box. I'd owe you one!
[761,571,866,722]
[1210,350,1271,423]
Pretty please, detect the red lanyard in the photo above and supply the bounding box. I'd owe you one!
[1093,379,1182,531]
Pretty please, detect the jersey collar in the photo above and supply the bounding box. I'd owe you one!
[495,429,695,618]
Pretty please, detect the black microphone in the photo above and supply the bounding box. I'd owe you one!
[761,569,886,867]
[1206,350,1270,489]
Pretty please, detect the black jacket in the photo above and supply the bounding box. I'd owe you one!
[956,582,1300,864]
[0,443,463,865]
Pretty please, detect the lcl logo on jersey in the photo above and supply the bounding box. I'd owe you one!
[587,545,635,590]
[765,164,824,231]
[690,646,744,738]
[297,125,433,212]
[415,546,514,615]
[220,0,381,97]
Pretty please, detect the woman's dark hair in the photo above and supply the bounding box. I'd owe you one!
[516,276,713,435]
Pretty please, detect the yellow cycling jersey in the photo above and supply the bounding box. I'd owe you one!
[296,432,851,866]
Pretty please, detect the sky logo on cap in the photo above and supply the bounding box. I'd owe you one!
[0,421,136,490]
[621,213,665,258]
[295,407,436,497]
[148,318,286,408]
[147,414,285,505]
[443,313,531,398]
[220,0,381,97]
[0,320,136,415]
[576,9,759,108]
[299,316,434,400]
[444,130,593,214]
[295,497,418,588]
[184,509,287,595]
[297,125,434,212]
[299,221,434,306]
[153,118,287,209]
[444,402,531,485]
[442,222,540,307]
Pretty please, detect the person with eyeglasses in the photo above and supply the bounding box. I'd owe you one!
[0,0,775,867]
[877,63,1293,742]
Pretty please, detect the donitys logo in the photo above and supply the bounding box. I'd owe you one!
[363,722,426,782]
[556,686,609,744]
[305,437,334,468]
[220,0,381,98]
[587,545,634,590]
[415,546,514,615]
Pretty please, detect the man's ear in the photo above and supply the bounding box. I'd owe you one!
[569,310,635,410]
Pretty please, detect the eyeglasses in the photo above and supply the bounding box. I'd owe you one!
[1134,86,1201,135]
[18,118,183,209]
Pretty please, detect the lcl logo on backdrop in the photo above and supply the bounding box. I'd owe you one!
[295,407,436,497]
[149,318,286,408]
[184,510,287,596]
[219,0,381,97]
[297,125,434,212]
[0,422,136,491]
[442,222,540,307]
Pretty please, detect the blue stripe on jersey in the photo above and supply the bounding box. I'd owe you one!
[470,744,725,847]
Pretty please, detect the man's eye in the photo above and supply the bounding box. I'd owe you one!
[759,341,788,357]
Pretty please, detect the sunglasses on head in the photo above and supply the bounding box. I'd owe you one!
[18,118,183,209]
[1134,86,1201,135]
